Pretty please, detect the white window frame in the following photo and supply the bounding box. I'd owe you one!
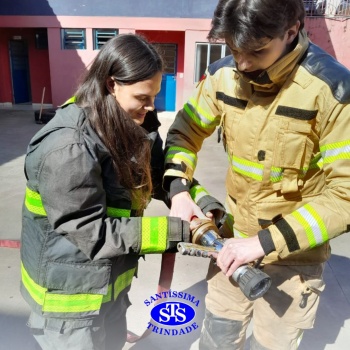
[194,43,230,82]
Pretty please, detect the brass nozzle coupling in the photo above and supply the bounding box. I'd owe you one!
[191,219,224,250]
[191,219,219,244]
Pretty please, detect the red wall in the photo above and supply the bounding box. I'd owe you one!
[137,30,185,73]
[0,28,52,104]
[137,30,186,110]
[0,31,14,102]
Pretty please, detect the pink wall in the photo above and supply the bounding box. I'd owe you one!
[183,30,209,104]
[0,16,350,108]
[305,17,350,68]
[46,17,209,107]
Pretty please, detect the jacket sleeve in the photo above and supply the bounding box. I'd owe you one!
[38,142,189,261]
[163,71,222,190]
[189,178,226,227]
[259,102,350,258]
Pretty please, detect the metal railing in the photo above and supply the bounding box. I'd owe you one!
[304,0,350,17]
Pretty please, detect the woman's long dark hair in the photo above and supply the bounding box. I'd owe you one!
[75,34,163,212]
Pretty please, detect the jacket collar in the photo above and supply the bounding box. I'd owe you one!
[235,29,309,92]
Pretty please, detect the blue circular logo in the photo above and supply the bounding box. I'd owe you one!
[151,301,196,326]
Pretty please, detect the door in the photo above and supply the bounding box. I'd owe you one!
[154,43,177,111]
[9,40,32,104]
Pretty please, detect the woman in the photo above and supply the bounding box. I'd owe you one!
[20,34,224,350]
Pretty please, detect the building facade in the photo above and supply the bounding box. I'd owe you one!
[0,0,349,111]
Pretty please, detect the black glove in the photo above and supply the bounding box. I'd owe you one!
[196,195,226,227]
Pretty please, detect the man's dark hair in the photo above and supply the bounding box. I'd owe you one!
[208,0,306,50]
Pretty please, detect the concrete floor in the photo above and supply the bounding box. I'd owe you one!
[0,107,349,350]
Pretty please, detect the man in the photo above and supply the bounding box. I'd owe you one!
[163,0,350,349]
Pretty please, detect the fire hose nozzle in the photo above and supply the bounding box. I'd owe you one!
[188,218,271,300]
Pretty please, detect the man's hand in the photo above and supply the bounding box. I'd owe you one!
[216,236,265,277]
[170,191,208,222]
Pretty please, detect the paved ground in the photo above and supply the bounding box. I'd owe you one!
[0,107,350,350]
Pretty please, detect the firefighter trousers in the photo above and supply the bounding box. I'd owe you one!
[26,293,131,350]
[199,261,325,350]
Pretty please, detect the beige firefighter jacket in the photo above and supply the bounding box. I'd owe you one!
[164,30,350,265]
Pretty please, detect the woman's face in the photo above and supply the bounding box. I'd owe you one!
[110,71,162,125]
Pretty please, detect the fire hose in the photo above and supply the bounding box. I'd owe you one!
[178,219,271,301]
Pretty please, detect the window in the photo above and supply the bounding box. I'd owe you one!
[61,29,86,50]
[195,43,230,82]
[93,29,118,50]
[153,43,177,74]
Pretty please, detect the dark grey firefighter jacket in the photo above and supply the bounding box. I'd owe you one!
[20,103,224,319]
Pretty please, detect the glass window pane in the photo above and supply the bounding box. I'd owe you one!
[225,45,231,57]
[209,44,222,64]
[153,44,177,74]
[62,29,86,50]
[93,29,118,50]
[195,44,208,82]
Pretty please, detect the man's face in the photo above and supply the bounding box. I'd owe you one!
[226,23,300,79]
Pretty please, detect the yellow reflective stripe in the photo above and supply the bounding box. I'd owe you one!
[22,263,104,313]
[231,155,264,181]
[113,268,135,300]
[320,140,350,164]
[21,262,47,306]
[166,146,197,169]
[190,185,209,203]
[233,228,249,238]
[291,203,328,248]
[25,187,47,216]
[102,267,135,303]
[103,284,113,303]
[107,207,131,218]
[59,95,77,107]
[226,213,234,228]
[185,98,218,128]
[43,293,103,313]
[25,188,131,219]
[229,154,324,184]
[270,166,283,183]
[140,217,168,254]
[308,154,323,170]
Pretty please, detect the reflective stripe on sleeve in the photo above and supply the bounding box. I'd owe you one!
[166,146,197,170]
[25,187,47,216]
[184,98,218,128]
[107,207,131,218]
[291,203,329,248]
[190,185,209,203]
[140,217,168,254]
[233,228,249,238]
[25,187,131,219]
[320,140,350,163]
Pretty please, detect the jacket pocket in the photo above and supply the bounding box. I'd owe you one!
[273,120,313,193]
[44,261,111,295]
